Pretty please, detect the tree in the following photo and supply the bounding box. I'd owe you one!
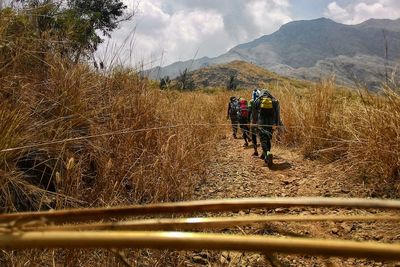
[176,68,195,90]
[227,74,239,91]
[14,0,131,63]
[66,0,130,62]
[159,76,171,90]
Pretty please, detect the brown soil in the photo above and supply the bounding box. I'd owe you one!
[186,136,400,267]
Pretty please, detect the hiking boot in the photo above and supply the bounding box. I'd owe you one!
[252,151,259,157]
[260,153,265,160]
[265,152,273,168]
[243,142,249,147]
[233,134,237,139]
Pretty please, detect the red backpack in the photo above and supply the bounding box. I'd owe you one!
[239,99,249,119]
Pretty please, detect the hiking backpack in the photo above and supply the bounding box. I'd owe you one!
[259,96,275,118]
[239,99,249,119]
[230,99,240,117]
[260,97,273,110]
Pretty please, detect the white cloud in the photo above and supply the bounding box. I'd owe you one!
[325,0,400,24]
[246,0,292,37]
[98,0,293,68]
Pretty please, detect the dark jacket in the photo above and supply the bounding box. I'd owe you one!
[227,101,239,119]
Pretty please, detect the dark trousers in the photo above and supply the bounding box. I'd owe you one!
[259,125,273,155]
[251,125,258,149]
[239,117,251,143]
[230,117,239,136]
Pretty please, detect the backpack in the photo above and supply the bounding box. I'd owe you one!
[260,97,273,110]
[239,99,249,119]
[230,100,240,117]
[259,96,275,117]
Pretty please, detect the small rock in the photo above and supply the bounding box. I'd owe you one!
[331,228,339,235]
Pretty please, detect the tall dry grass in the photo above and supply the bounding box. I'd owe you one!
[2,4,400,266]
[0,8,227,212]
[0,7,229,266]
[0,63,226,211]
[269,80,400,196]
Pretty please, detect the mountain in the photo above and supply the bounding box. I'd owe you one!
[177,60,310,89]
[147,18,400,89]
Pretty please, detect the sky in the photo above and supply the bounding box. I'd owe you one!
[99,0,400,68]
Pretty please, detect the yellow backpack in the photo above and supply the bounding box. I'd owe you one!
[260,97,273,109]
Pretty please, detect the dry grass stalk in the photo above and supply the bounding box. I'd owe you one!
[1,231,400,261]
[31,214,400,232]
[1,197,400,224]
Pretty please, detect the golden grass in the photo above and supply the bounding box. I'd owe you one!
[1,6,400,266]
[0,65,227,211]
[229,78,399,196]
[0,64,228,265]
[269,81,400,195]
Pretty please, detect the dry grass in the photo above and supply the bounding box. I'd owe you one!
[0,8,228,265]
[267,80,400,196]
[230,80,399,196]
[0,64,227,211]
[1,5,400,266]
[0,42,227,267]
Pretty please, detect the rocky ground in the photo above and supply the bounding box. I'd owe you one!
[185,136,400,267]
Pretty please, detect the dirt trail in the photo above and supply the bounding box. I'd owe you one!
[189,136,400,267]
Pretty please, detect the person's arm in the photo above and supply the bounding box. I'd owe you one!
[273,100,281,126]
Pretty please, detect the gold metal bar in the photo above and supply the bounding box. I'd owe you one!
[2,197,400,224]
[1,231,400,261]
[33,214,400,232]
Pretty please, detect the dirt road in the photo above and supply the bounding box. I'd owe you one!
[189,136,400,267]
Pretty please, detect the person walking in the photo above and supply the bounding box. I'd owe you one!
[248,99,259,156]
[253,90,281,168]
[238,97,251,147]
[227,96,240,139]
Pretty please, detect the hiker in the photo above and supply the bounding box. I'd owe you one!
[238,97,251,147]
[252,88,261,101]
[248,99,259,156]
[227,96,240,138]
[253,89,281,167]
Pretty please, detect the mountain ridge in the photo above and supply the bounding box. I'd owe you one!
[147,17,400,89]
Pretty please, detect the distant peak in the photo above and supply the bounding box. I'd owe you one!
[314,17,335,22]
[357,17,400,25]
[280,17,339,30]
[286,17,336,24]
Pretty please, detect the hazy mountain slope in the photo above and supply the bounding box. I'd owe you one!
[231,18,400,68]
[283,55,396,91]
[179,60,310,89]
[356,18,400,32]
[147,18,400,89]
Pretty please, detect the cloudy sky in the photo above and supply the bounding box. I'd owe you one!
[100,0,400,68]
